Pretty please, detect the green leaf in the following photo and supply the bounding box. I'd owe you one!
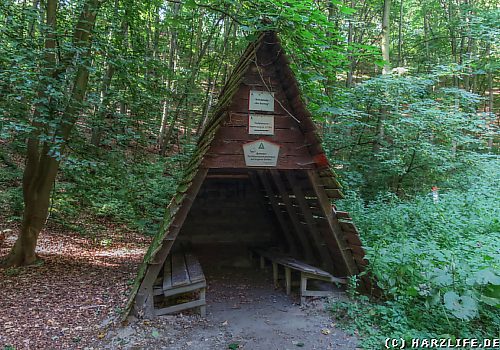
[184,0,197,9]
[406,286,419,297]
[480,295,500,308]
[473,268,500,285]
[339,6,356,14]
[431,268,453,287]
[443,291,478,320]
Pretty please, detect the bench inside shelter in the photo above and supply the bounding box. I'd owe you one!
[153,250,206,317]
[254,249,346,304]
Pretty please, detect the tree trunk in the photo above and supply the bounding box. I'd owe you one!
[396,0,403,67]
[381,0,391,74]
[91,0,121,147]
[487,43,494,151]
[423,11,430,68]
[2,0,101,267]
[161,15,223,154]
[346,0,356,87]
[158,1,181,155]
[374,0,391,153]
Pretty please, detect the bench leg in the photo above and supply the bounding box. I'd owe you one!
[300,273,307,304]
[272,262,279,289]
[199,288,206,317]
[260,256,265,269]
[285,267,291,295]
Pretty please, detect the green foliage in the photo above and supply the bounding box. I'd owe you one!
[0,160,23,220]
[321,73,490,198]
[331,156,500,348]
[51,149,185,235]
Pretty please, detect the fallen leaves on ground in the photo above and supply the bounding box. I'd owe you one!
[0,218,150,350]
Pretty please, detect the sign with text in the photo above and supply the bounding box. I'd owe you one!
[249,90,275,112]
[248,114,274,135]
[243,139,280,167]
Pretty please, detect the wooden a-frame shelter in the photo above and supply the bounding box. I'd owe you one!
[127,31,369,318]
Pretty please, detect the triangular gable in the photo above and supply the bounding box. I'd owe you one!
[125,31,370,318]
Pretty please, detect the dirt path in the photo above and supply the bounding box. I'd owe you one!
[102,267,358,350]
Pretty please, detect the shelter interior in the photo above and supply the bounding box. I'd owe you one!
[171,168,349,277]
[150,167,354,312]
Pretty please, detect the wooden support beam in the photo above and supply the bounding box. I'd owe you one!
[154,299,206,317]
[306,170,360,277]
[135,168,209,318]
[248,172,298,256]
[283,171,334,272]
[273,262,279,288]
[285,267,292,295]
[258,170,314,262]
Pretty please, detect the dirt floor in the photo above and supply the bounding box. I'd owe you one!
[0,221,358,350]
[101,267,358,350]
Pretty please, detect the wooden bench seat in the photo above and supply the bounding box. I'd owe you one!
[254,249,346,304]
[153,251,206,317]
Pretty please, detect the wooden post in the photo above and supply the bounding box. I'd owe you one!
[200,288,206,317]
[300,273,307,305]
[285,267,292,295]
[273,262,279,288]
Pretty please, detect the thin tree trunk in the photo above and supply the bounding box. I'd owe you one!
[423,11,430,68]
[90,63,115,146]
[161,15,223,154]
[381,0,391,74]
[396,0,403,66]
[375,0,391,153]
[158,2,180,155]
[487,43,494,151]
[91,0,121,146]
[346,0,355,87]
[27,0,40,38]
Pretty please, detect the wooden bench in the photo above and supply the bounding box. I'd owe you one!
[153,251,206,317]
[255,249,346,304]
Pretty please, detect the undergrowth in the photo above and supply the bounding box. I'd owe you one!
[0,145,191,236]
[51,149,190,235]
[331,156,500,349]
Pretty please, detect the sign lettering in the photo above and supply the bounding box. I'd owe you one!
[249,90,275,112]
[243,139,280,167]
[249,114,274,135]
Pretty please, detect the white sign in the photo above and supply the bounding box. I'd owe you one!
[249,90,275,112]
[249,114,274,135]
[243,139,280,167]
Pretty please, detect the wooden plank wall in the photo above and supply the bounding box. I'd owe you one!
[176,177,282,247]
[203,48,316,170]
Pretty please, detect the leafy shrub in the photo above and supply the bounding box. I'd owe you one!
[52,149,184,235]
[331,156,500,348]
[0,160,23,221]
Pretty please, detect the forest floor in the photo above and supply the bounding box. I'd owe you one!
[0,219,358,350]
